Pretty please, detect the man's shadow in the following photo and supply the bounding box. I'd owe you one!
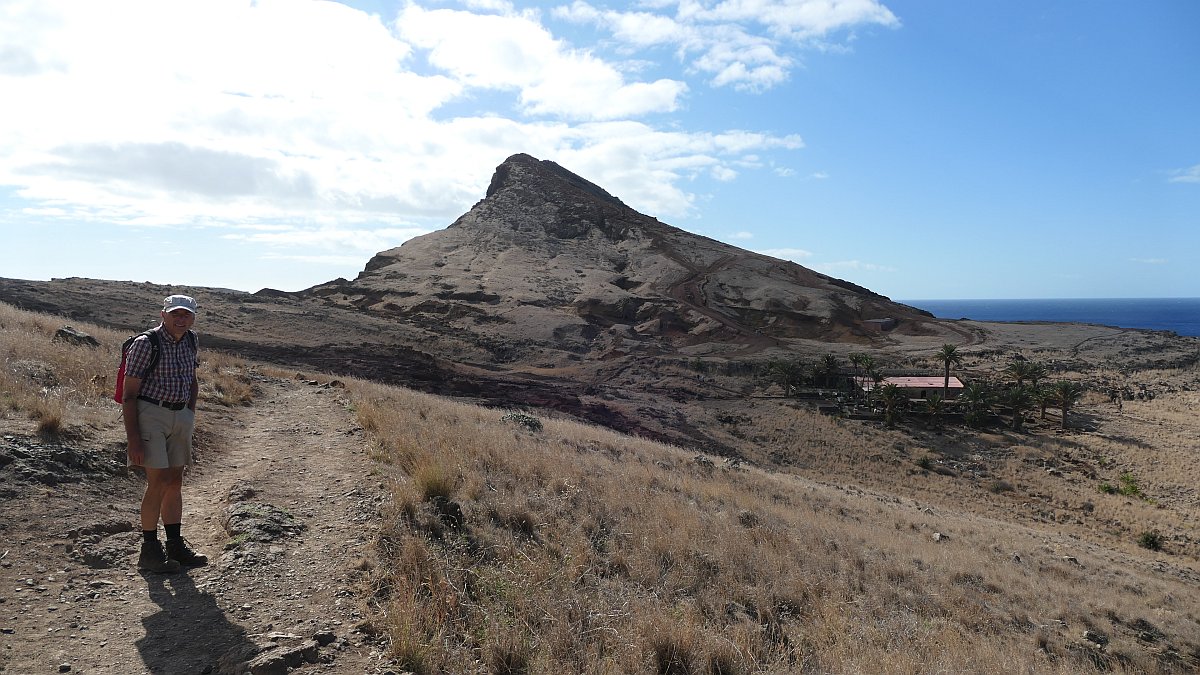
[137,571,258,674]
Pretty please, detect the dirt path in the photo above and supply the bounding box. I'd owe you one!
[0,374,398,674]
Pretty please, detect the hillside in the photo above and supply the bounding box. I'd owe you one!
[306,153,938,362]
[1,301,1198,673]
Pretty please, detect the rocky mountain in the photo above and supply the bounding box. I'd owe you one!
[301,153,939,367]
[0,153,965,453]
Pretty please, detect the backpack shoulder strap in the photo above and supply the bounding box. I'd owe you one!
[144,329,162,372]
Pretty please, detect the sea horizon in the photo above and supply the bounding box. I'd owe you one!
[902,297,1200,338]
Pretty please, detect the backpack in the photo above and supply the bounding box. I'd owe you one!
[113,329,196,403]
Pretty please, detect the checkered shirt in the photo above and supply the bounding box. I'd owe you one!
[125,325,198,403]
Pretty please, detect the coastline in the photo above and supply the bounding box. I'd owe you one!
[904,297,1200,337]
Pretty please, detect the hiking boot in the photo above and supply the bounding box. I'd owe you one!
[165,537,208,567]
[138,539,181,574]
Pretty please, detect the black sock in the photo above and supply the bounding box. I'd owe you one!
[143,530,158,544]
[164,523,181,541]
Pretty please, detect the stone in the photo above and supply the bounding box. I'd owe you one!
[53,326,99,348]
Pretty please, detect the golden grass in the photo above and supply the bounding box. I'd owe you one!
[0,301,253,443]
[346,378,1200,674]
[202,351,256,407]
[0,302,122,435]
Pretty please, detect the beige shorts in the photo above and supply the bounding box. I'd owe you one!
[135,400,195,469]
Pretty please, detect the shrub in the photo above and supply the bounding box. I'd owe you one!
[33,405,65,438]
[1118,472,1142,498]
[501,411,543,432]
[413,460,456,501]
[1098,482,1117,495]
[1137,530,1164,552]
[988,480,1015,494]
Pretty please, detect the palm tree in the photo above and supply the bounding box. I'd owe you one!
[1035,383,1054,421]
[819,354,840,388]
[874,383,908,428]
[958,380,994,428]
[767,359,807,397]
[1022,360,1051,413]
[1025,361,1048,386]
[935,344,964,401]
[924,392,947,430]
[1002,384,1036,431]
[849,353,865,396]
[1003,359,1033,387]
[849,353,877,402]
[1049,381,1084,430]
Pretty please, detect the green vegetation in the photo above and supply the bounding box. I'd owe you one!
[500,411,543,432]
[1137,529,1165,552]
[935,344,963,401]
[1048,381,1085,431]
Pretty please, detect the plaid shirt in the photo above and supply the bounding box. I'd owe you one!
[125,325,198,403]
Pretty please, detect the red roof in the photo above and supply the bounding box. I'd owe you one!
[855,376,964,392]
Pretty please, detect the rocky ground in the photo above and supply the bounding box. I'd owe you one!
[0,374,401,675]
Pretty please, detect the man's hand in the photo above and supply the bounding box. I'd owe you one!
[127,438,145,466]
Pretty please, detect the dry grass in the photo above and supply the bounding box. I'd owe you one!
[0,301,254,442]
[347,378,1200,674]
[0,302,122,436]
[202,351,256,407]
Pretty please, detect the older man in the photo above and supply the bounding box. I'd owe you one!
[121,294,207,573]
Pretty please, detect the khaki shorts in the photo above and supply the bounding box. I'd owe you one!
[135,400,195,469]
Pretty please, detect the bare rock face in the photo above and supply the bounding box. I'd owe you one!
[309,153,934,363]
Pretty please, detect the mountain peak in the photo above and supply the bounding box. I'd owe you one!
[486,153,625,209]
[329,153,937,361]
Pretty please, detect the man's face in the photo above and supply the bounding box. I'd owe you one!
[161,308,196,338]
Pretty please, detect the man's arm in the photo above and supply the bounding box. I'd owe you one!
[188,377,198,412]
[122,375,145,466]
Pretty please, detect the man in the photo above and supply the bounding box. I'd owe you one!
[121,294,207,573]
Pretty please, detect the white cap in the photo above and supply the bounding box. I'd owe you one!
[163,294,197,314]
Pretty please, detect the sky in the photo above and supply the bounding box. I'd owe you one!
[1,0,1197,300]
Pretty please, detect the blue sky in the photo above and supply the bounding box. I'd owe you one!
[1,0,1196,300]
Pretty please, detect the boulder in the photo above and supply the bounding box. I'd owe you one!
[53,326,100,348]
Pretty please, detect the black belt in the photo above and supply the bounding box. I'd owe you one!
[137,395,187,411]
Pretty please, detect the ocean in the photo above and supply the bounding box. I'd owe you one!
[903,298,1200,338]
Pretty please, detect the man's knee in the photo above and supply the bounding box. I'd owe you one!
[146,467,185,489]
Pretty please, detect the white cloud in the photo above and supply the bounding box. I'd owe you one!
[223,227,431,252]
[1168,164,1200,184]
[554,0,898,90]
[1130,257,1167,265]
[813,260,896,273]
[730,231,754,239]
[688,0,900,38]
[0,0,813,278]
[757,247,813,262]
[396,5,686,119]
[711,165,738,181]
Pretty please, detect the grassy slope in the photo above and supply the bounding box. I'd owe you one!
[348,378,1199,674]
[3,300,1197,674]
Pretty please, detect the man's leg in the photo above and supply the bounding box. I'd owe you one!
[160,467,208,567]
[141,467,179,531]
[158,467,184,525]
[138,467,181,573]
